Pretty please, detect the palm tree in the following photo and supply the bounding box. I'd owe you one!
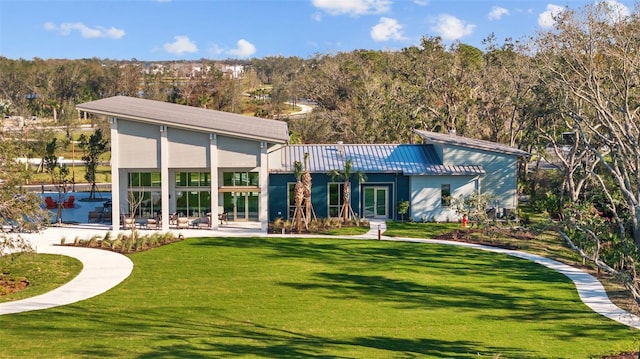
[301,152,313,223]
[329,159,366,223]
[293,160,305,232]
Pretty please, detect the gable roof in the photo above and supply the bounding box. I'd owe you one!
[76,96,289,143]
[413,130,530,157]
[271,144,485,176]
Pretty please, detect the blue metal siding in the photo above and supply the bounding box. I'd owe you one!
[269,172,412,221]
[268,174,292,220]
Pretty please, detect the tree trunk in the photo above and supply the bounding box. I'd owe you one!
[342,180,351,223]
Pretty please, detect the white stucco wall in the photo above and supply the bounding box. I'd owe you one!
[410,175,478,222]
[217,136,261,168]
[117,121,161,168]
[167,128,209,168]
[443,145,519,209]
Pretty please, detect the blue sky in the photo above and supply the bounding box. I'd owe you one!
[0,0,634,61]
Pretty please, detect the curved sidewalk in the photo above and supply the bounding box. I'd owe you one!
[0,244,133,315]
[376,233,640,330]
[3,220,640,331]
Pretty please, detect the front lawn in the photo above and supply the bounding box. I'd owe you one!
[0,237,637,358]
[0,253,81,302]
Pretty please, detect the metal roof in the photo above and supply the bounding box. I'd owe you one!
[271,144,485,176]
[76,96,289,143]
[413,130,530,157]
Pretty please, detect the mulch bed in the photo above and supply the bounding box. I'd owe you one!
[602,353,639,359]
[431,228,520,250]
[0,274,29,296]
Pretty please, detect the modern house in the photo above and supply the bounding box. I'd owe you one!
[267,134,529,222]
[76,96,529,232]
[76,96,289,233]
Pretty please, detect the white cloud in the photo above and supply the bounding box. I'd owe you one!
[44,22,125,39]
[312,12,323,22]
[600,0,630,22]
[488,6,509,20]
[163,36,198,55]
[430,14,475,41]
[413,0,429,6]
[311,0,391,16]
[538,4,565,28]
[371,17,406,42]
[227,39,256,58]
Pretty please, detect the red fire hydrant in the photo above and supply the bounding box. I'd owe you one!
[462,215,468,228]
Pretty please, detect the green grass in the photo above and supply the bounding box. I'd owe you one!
[1,237,637,358]
[318,225,370,236]
[0,253,82,302]
[385,221,461,238]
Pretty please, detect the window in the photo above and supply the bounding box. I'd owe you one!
[129,191,162,218]
[128,172,161,217]
[287,183,296,218]
[176,172,211,187]
[175,190,211,217]
[328,183,344,217]
[441,184,451,206]
[222,171,259,186]
[129,172,161,187]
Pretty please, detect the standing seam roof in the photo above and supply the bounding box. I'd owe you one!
[271,144,485,176]
[413,129,530,157]
[76,96,289,143]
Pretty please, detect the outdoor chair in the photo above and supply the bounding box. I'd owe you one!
[63,195,75,208]
[176,217,189,229]
[218,212,228,225]
[146,217,160,230]
[44,196,57,209]
[88,211,101,223]
[196,216,210,229]
[122,217,136,230]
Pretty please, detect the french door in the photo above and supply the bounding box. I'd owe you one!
[224,192,259,221]
[363,187,388,218]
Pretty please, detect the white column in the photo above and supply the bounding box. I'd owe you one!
[210,133,219,230]
[110,117,120,235]
[259,141,268,231]
[160,125,170,231]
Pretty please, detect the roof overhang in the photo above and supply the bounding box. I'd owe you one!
[413,129,530,158]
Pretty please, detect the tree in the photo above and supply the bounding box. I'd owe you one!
[328,159,366,223]
[301,153,315,223]
[535,2,640,303]
[292,160,305,232]
[0,131,49,235]
[78,128,109,200]
[397,200,409,221]
[43,138,70,225]
[450,191,492,228]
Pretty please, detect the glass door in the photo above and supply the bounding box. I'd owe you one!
[222,192,259,222]
[236,192,247,221]
[364,187,388,218]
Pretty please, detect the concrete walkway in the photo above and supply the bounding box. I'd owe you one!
[2,219,640,331]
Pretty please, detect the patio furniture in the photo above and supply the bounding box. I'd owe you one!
[88,211,101,222]
[63,195,75,208]
[44,196,57,209]
[218,212,228,225]
[195,216,210,229]
[176,217,189,229]
[146,217,160,230]
[122,216,136,230]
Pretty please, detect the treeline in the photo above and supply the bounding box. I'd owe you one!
[4,2,640,303]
